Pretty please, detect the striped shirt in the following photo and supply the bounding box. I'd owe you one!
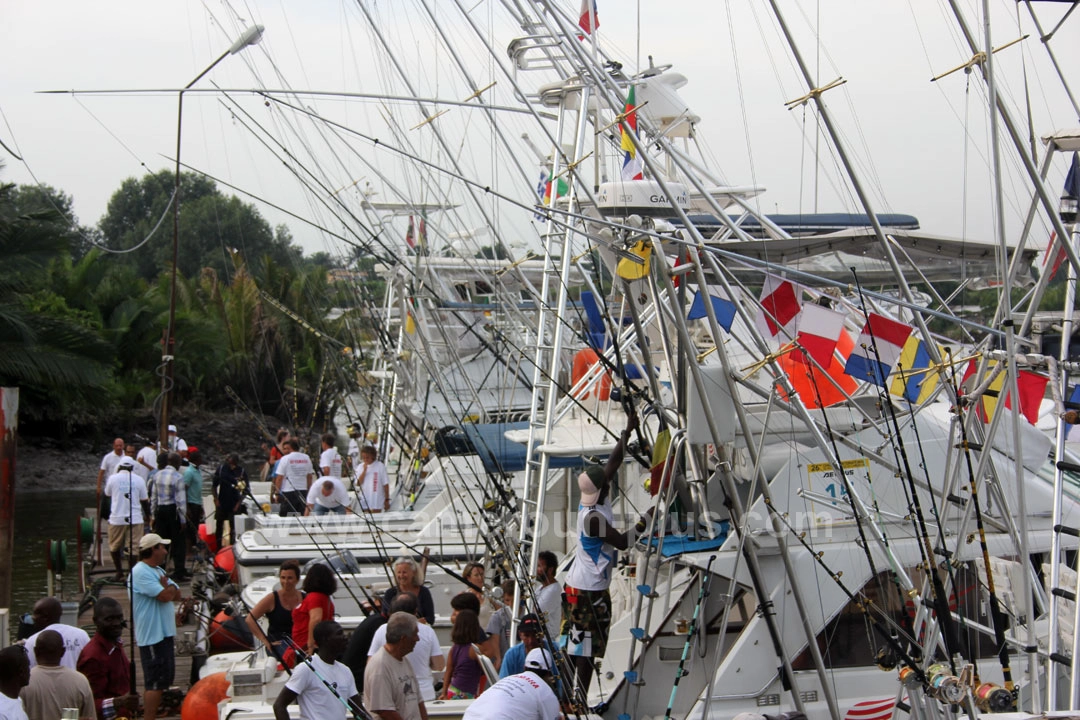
[151,467,187,516]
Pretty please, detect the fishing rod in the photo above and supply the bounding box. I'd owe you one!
[945,350,1016,695]
[278,635,375,720]
[763,496,929,682]
[663,555,715,720]
[850,271,962,672]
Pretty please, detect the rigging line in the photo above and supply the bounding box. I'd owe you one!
[213,94,384,252]
[850,269,962,672]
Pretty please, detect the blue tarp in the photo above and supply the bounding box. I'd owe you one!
[462,422,597,474]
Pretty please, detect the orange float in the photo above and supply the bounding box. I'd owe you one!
[181,671,230,719]
[571,348,612,400]
[213,547,238,584]
[198,523,218,554]
[777,330,858,409]
[208,611,253,652]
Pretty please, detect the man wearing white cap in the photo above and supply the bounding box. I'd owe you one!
[462,648,563,719]
[166,425,187,456]
[129,533,181,720]
[104,457,150,580]
[561,412,652,696]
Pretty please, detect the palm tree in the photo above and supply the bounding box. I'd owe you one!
[0,178,114,426]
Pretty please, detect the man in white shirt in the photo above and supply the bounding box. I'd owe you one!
[319,433,344,478]
[535,550,563,643]
[462,648,563,720]
[104,459,150,580]
[366,593,444,703]
[136,437,158,480]
[273,439,314,516]
[167,425,188,457]
[23,597,90,670]
[345,423,363,477]
[306,478,350,516]
[273,621,360,720]
[355,446,390,513]
[0,645,30,720]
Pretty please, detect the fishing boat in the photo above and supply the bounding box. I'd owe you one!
[82,2,1076,719]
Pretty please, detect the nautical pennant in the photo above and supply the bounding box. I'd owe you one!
[620,85,643,181]
[843,313,914,387]
[578,0,599,36]
[649,428,672,497]
[1041,152,1080,282]
[790,303,846,368]
[1068,385,1080,440]
[687,291,737,332]
[889,336,939,404]
[757,277,801,338]
[405,215,416,250]
[979,362,1048,425]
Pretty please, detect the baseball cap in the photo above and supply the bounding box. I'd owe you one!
[118,459,135,469]
[578,466,604,506]
[524,648,554,673]
[138,533,171,551]
[168,425,178,433]
[519,614,541,634]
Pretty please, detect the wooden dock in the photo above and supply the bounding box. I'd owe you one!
[77,511,210,718]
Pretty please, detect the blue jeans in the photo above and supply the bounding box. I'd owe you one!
[312,504,345,516]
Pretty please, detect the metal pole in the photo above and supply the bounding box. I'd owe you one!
[159,26,263,447]
[0,387,18,610]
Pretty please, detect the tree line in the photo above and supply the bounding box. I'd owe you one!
[0,167,375,437]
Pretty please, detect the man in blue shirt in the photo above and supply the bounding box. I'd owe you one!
[182,447,205,555]
[129,533,181,720]
[498,614,543,678]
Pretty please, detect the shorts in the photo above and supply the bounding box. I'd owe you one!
[139,637,176,691]
[561,585,612,658]
[107,523,144,553]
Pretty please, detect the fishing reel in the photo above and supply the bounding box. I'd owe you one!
[925,663,965,704]
[874,644,899,671]
[973,682,1014,712]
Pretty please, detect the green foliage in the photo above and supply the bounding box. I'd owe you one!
[1,169,369,433]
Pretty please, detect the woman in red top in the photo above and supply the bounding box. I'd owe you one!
[287,562,336,665]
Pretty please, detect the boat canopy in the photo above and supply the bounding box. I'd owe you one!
[463,422,593,474]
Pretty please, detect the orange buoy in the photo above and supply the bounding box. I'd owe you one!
[571,348,612,400]
[181,671,230,719]
[198,523,218,554]
[777,330,858,409]
[208,611,253,652]
[213,546,238,584]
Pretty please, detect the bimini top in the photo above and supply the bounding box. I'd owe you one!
[463,422,600,474]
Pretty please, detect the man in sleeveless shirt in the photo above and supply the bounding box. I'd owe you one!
[561,411,652,695]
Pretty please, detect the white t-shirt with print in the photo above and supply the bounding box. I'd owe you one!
[284,655,357,720]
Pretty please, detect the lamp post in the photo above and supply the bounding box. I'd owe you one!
[160,24,264,449]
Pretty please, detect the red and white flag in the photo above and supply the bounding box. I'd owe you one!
[578,0,599,36]
[792,303,847,367]
[844,698,895,720]
[757,277,801,338]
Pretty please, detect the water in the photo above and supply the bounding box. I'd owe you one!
[8,487,98,640]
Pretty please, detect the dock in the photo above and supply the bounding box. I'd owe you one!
[76,509,210,718]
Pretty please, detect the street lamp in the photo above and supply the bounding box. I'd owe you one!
[160,24,265,449]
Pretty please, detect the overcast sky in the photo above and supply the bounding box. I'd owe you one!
[1,1,1077,259]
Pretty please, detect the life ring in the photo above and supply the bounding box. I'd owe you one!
[571,348,612,400]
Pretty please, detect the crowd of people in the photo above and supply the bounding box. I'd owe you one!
[0,416,653,720]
